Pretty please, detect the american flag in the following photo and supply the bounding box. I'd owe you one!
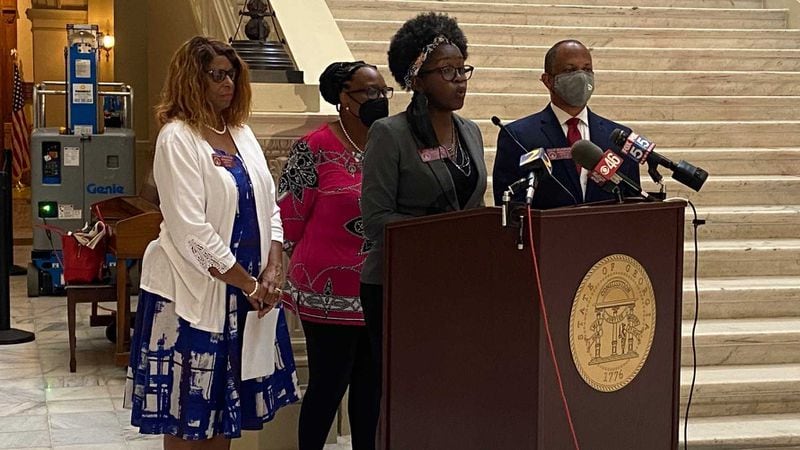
[11,61,31,184]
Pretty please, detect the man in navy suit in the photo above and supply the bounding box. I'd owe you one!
[492,39,641,209]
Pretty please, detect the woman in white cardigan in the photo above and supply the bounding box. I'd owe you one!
[124,36,299,449]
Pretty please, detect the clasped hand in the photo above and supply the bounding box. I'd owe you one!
[245,262,284,318]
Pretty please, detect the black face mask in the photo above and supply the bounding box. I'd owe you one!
[350,97,389,127]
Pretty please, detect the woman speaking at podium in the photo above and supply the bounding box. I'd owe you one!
[359,11,488,441]
[124,36,299,449]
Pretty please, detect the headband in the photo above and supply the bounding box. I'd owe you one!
[403,35,452,88]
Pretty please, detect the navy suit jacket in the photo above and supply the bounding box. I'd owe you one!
[492,104,641,209]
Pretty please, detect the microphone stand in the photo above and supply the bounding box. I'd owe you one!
[501,190,510,227]
[646,161,668,200]
[0,149,35,345]
[519,172,541,251]
[501,177,527,228]
[500,177,530,251]
[612,185,623,204]
[598,181,624,204]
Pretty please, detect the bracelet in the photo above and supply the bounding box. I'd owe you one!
[244,277,259,297]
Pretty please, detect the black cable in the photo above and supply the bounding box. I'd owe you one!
[683,200,704,450]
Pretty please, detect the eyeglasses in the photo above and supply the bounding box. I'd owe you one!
[418,65,474,82]
[346,86,394,100]
[206,68,237,83]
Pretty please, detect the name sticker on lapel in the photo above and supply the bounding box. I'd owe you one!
[212,153,236,168]
[545,147,573,161]
[418,146,449,163]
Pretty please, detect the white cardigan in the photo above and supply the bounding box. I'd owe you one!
[140,120,283,333]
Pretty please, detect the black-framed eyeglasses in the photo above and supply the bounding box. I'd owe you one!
[346,86,394,100]
[418,65,474,82]
[206,68,237,83]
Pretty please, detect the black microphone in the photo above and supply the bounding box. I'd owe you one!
[571,140,649,199]
[610,128,708,192]
[491,116,528,154]
[492,116,576,205]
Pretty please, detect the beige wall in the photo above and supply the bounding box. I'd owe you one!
[26,7,88,127]
[22,0,187,188]
[15,0,33,81]
[144,0,200,146]
[87,0,113,82]
[114,0,199,189]
[114,1,148,189]
[24,0,351,187]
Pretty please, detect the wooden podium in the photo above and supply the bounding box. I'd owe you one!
[93,196,161,365]
[382,201,685,449]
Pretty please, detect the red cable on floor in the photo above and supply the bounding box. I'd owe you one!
[526,206,580,450]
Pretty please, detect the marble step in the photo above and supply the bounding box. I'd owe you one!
[460,69,800,96]
[679,413,800,449]
[379,66,800,96]
[482,148,800,178]
[682,277,800,320]
[338,19,800,49]
[652,148,800,177]
[682,239,800,278]
[679,363,800,417]
[585,71,800,97]
[494,168,800,226]
[486,176,800,210]
[476,120,800,149]
[481,180,800,238]
[390,92,800,122]
[642,175,800,207]
[438,0,764,7]
[484,175,800,211]
[686,205,800,240]
[328,0,787,29]
[681,318,800,366]
[352,41,800,72]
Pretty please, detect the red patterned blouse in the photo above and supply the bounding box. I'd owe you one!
[278,123,369,325]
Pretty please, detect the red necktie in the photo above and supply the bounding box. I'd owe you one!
[566,117,582,173]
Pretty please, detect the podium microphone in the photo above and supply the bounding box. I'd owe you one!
[491,115,528,155]
[491,116,555,206]
[519,148,553,204]
[571,140,650,200]
[610,128,708,191]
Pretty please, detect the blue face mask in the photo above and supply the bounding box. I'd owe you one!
[553,70,595,107]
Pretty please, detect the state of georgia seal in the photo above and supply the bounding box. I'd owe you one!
[569,254,656,392]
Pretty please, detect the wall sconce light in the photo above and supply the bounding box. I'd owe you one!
[99,33,115,61]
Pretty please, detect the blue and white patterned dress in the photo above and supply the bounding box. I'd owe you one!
[125,149,300,440]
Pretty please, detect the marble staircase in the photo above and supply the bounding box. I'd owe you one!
[329,0,800,447]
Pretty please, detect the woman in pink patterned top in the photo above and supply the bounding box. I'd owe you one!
[277,61,391,450]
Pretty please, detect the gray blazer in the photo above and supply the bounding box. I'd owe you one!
[360,112,487,285]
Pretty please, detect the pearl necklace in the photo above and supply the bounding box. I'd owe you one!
[338,119,365,173]
[205,121,227,135]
